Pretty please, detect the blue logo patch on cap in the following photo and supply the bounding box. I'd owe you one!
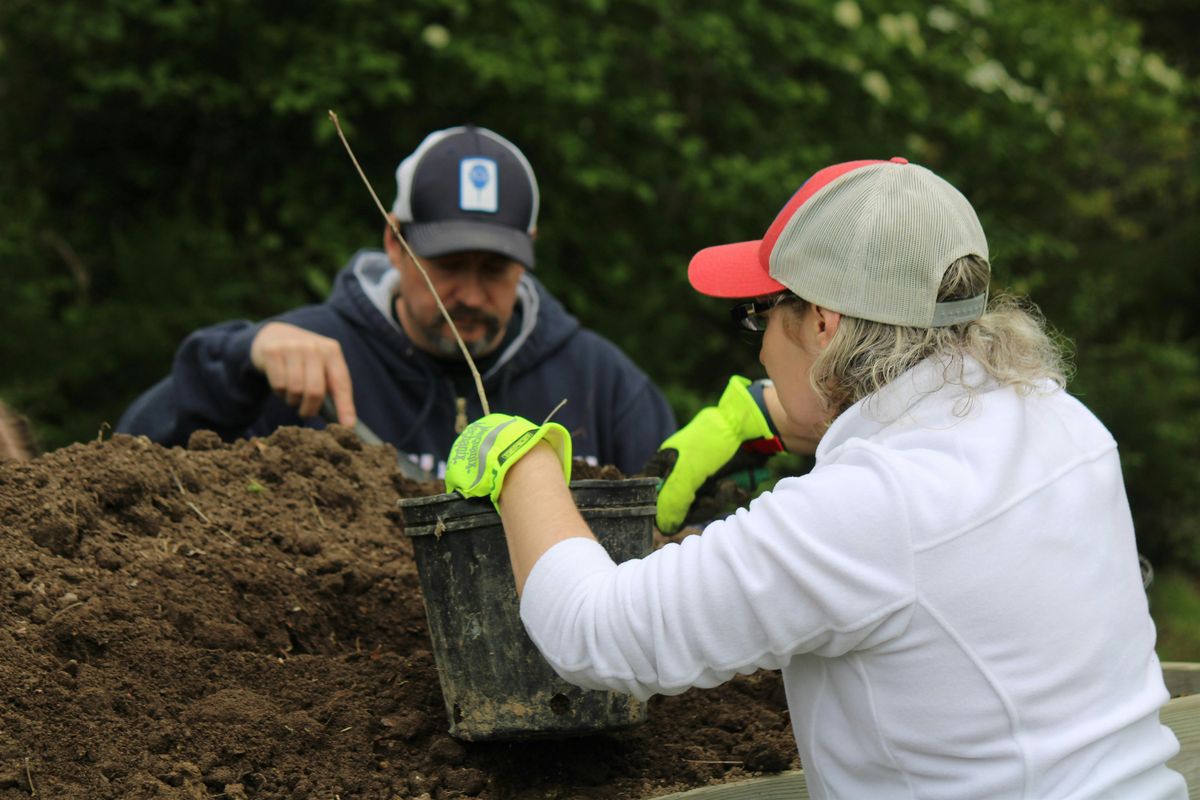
[460,157,498,213]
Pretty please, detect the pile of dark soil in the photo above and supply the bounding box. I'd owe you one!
[0,427,797,799]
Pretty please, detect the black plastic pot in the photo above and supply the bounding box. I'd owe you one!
[397,477,658,741]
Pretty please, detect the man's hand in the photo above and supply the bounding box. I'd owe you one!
[250,322,357,424]
[651,376,783,534]
[445,413,572,509]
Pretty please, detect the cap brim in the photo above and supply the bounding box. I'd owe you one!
[403,220,535,269]
[687,240,787,299]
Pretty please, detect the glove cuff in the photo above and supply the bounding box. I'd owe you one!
[746,379,781,439]
[489,422,573,506]
[719,375,775,442]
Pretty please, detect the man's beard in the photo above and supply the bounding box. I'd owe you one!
[417,305,503,358]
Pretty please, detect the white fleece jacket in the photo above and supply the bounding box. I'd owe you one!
[520,358,1186,800]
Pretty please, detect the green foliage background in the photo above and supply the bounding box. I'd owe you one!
[2,0,1197,568]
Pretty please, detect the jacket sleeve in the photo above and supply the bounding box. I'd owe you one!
[519,451,917,700]
[116,320,286,446]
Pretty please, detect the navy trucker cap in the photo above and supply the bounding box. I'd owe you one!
[391,125,540,269]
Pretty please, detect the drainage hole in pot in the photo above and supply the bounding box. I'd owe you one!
[549,693,570,716]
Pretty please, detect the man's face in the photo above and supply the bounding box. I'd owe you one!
[389,243,526,358]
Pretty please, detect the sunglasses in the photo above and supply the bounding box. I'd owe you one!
[729,294,795,333]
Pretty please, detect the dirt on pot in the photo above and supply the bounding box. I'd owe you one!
[0,426,797,799]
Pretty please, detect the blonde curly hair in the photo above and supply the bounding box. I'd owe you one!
[782,255,1072,417]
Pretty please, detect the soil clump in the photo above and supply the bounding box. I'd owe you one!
[0,427,796,799]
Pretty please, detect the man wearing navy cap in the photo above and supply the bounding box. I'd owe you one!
[117,126,675,477]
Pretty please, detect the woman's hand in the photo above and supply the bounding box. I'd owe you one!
[444,413,572,508]
[651,376,782,533]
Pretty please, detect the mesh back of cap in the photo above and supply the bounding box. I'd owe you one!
[769,163,988,327]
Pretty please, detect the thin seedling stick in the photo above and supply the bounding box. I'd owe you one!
[541,398,568,426]
[328,111,490,416]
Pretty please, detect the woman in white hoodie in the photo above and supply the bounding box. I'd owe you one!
[446,158,1186,799]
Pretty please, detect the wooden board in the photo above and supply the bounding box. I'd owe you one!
[650,770,810,800]
[653,692,1200,799]
[1164,693,1200,799]
[1164,662,1200,698]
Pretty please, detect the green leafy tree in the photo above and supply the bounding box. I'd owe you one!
[1,0,1195,566]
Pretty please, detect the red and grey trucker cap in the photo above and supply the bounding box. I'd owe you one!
[689,158,989,327]
[391,125,540,269]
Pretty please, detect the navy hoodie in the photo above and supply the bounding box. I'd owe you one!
[117,250,676,476]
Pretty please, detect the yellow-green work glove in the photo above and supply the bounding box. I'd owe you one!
[653,376,782,533]
[445,413,572,509]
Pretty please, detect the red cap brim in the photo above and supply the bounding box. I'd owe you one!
[688,240,787,299]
